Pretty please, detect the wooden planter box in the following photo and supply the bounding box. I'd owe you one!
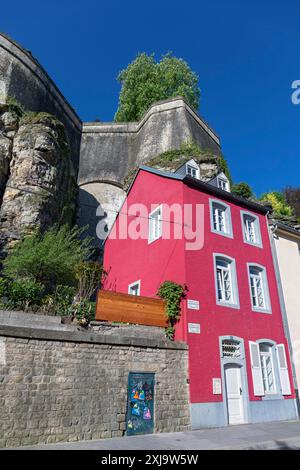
[95,290,168,327]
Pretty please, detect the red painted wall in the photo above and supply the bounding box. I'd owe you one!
[103,169,295,404]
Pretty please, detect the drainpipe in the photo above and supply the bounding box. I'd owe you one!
[268,218,300,417]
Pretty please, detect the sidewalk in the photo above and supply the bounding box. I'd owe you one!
[11,420,300,450]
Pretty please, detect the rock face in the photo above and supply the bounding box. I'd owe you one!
[0,109,77,258]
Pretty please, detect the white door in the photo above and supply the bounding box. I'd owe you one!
[225,365,244,425]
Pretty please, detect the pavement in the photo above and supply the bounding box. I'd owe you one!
[11,420,300,450]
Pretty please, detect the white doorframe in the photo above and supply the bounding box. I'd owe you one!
[224,364,245,425]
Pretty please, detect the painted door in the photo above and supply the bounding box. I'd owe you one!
[225,365,244,425]
[126,372,154,436]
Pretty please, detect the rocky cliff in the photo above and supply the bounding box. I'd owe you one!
[0,104,77,258]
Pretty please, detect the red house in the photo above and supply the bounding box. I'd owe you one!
[103,165,298,428]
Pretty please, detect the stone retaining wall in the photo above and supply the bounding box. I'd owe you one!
[0,323,190,448]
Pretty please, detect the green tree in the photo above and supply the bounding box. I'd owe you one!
[115,53,200,122]
[3,225,93,290]
[231,182,253,199]
[259,191,293,217]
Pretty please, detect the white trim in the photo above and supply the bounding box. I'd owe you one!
[209,199,233,239]
[249,341,265,396]
[276,344,291,395]
[213,254,240,309]
[186,162,200,179]
[148,204,163,244]
[247,263,272,314]
[241,210,263,248]
[128,280,141,296]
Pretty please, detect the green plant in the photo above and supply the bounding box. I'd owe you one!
[115,52,200,122]
[231,182,253,199]
[41,285,76,316]
[157,281,186,340]
[3,225,94,290]
[0,278,44,310]
[74,261,105,301]
[72,299,96,327]
[259,191,293,217]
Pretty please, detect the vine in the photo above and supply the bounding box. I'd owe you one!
[157,281,186,340]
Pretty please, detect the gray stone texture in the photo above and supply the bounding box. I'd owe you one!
[0,324,190,448]
[0,33,81,169]
[0,112,77,257]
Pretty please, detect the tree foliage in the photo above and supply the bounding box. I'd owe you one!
[231,182,253,199]
[283,186,300,221]
[3,225,93,289]
[115,53,200,122]
[259,191,293,217]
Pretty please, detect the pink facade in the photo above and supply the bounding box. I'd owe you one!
[103,167,298,428]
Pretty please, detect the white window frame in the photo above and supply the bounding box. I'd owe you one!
[128,280,141,296]
[247,263,271,313]
[259,344,276,395]
[217,175,230,192]
[241,211,262,248]
[186,163,199,179]
[213,254,240,309]
[209,199,233,238]
[148,205,162,244]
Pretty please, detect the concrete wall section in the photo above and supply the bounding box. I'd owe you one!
[0,324,190,448]
[79,98,221,187]
[0,33,81,169]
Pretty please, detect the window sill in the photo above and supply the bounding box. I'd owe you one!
[148,236,162,245]
[243,240,263,249]
[262,393,283,401]
[216,301,240,310]
[251,307,272,314]
[211,228,233,239]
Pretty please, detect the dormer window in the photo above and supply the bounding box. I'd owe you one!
[186,164,199,179]
[217,176,229,192]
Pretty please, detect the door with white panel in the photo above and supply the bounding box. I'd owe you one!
[225,364,244,425]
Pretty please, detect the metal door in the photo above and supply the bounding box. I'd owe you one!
[126,372,155,436]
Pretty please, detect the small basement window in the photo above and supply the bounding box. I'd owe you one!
[128,281,141,296]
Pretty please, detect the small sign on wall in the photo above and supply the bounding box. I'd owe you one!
[188,323,200,334]
[187,299,200,310]
[213,378,222,395]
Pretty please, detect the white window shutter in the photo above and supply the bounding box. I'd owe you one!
[249,341,264,396]
[276,344,291,395]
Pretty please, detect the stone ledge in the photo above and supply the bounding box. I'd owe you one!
[0,324,188,350]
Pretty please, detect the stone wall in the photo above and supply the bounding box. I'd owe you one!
[0,323,190,448]
[0,33,81,169]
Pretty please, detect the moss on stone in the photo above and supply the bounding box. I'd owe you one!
[122,140,232,190]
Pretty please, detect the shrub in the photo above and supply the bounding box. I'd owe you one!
[41,285,76,316]
[0,278,44,310]
[72,299,96,326]
[3,225,94,290]
[157,281,186,340]
[74,261,105,301]
[231,182,253,199]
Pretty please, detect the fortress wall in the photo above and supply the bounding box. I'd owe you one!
[0,33,82,169]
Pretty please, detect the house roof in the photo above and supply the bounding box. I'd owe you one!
[270,219,300,239]
[136,166,269,214]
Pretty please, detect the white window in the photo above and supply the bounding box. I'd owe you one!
[148,205,162,243]
[217,176,229,192]
[128,281,140,296]
[249,341,291,397]
[248,265,271,312]
[186,164,199,179]
[214,256,239,307]
[259,344,276,394]
[210,200,233,238]
[241,212,262,247]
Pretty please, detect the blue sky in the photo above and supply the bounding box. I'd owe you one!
[1,0,299,195]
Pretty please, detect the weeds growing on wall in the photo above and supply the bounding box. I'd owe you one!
[157,281,186,340]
